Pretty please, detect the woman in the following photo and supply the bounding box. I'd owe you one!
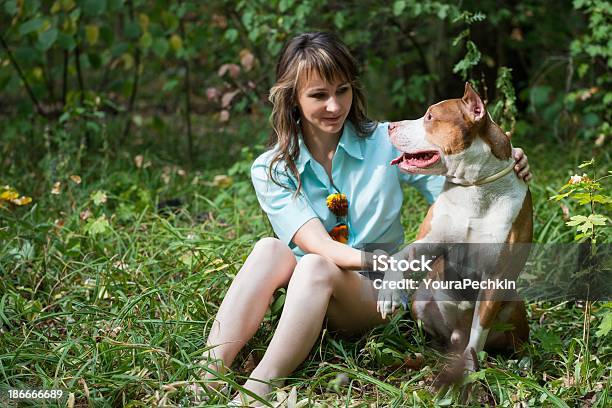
[200,32,532,405]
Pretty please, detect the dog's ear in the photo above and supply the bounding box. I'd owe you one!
[462,83,485,123]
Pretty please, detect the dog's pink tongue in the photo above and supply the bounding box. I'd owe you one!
[390,154,404,166]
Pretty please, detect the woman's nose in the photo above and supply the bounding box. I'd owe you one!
[326,97,341,113]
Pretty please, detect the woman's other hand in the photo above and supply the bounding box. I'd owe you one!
[512,147,532,183]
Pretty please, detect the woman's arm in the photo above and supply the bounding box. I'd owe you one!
[292,218,365,270]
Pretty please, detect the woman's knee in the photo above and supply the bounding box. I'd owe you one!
[291,254,340,290]
[252,237,291,257]
[246,237,296,282]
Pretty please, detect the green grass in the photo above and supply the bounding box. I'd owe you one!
[0,114,610,407]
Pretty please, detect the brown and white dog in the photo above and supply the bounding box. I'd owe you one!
[386,83,532,387]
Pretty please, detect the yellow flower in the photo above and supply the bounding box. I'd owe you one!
[0,186,33,206]
[326,193,348,216]
[0,190,18,201]
[12,196,32,206]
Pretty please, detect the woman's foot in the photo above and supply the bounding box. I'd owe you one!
[229,377,277,407]
[189,359,229,402]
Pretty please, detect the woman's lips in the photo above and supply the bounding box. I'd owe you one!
[322,115,342,123]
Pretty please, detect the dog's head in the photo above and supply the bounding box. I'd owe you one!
[388,83,511,176]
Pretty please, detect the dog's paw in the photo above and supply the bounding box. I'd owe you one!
[433,347,480,390]
[376,272,409,319]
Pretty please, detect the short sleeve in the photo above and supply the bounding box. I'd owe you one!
[399,173,444,204]
[251,157,319,246]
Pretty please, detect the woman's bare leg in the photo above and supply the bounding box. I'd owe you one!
[201,238,296,385]
[235,254,386,405]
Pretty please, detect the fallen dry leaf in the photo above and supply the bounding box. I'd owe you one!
[560,204,570,221]
[134,154,144,169]
[213,174,233,188]
[80,209,92,221]
[51,181,61,195]
[404,353,424,370]
[221,90,240,108]
[206,87,220,101]
[239,49,255,71]
[70,175,82,184]
[218,63,240,79]
[219,110,230,122]
[211,13,227,28]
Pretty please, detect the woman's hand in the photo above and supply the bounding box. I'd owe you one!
[512,147,532,182]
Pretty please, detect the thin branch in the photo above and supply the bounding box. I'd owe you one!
[62,50,68,107]
[75,44,85,104]
[43,52,56,102]
[0,34,45,116]
[123,0,142,140]
[179,14,193,166]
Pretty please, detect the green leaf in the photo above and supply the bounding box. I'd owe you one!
[85,24,99,45]
[591,195,611,204]
[4,0,18,16]
[334,12,345,29]
[139,32,153,49]
[161,11,179,31]
[19,18,44,36]
[84,215,111,236]
[577,220,593,233]
[162,79,179,92]
[595,312,612,337]
[578,159,594,168]
[463,369,486,385]
[151,37,169,58]
[224,28,238,43]
[572,192,592,205]
[393,0,406,16]
[38,28,58,51]
[57,31,76,51]
[279,0,293,13]
[452,29,470,46]
[91,190,108,206]
[588,214,608,226]
[549,191,572,201]
[566,215,588,226]
[124,21,140,40]
[82,0,107,16]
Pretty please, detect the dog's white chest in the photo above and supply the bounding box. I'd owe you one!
[426,181,527,244]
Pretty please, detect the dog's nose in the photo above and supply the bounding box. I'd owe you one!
[388,122,398,133]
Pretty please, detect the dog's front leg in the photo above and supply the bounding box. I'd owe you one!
[375,242,443,319]
[463,296,502,372]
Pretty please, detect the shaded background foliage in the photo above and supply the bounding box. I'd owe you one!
[1,0,609,163]
[0,0,610,406]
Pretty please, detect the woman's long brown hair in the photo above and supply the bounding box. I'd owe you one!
[267,32,376,194]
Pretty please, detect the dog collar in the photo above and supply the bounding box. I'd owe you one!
[448,161,516,186]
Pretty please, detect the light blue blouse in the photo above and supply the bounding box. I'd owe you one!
[251,121,444,258]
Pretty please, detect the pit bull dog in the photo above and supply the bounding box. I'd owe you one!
[384,83,532,389]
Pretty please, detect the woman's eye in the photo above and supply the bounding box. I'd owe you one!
[310,93,326,99]
[337,87,349,94]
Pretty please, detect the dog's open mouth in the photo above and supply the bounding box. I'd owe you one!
[390,150,440,169]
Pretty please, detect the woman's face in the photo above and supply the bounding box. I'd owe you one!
[296,71,353,139]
